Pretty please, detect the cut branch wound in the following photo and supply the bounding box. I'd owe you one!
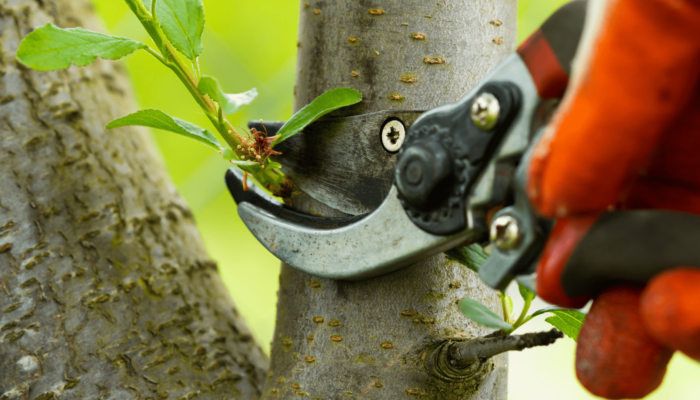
[449,329,564,368]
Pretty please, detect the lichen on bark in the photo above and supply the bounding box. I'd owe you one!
[0,0,266,398]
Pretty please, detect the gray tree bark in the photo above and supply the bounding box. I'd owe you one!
[0,1,267,399]
[264,1,517,399]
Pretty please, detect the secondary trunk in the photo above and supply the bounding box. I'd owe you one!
[0,0,266,398]
[264,1,516,399]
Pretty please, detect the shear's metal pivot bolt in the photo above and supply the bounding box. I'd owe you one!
[471,93,500,131]
[490,214,521,251]
[381,119,406,153]
[395,140,452,208]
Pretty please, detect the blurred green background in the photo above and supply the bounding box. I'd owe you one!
[91,1,700,398]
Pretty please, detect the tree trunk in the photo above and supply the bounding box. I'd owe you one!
[0,1,267,398]
[264,1,516,399]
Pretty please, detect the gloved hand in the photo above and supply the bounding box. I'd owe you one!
[525,0,700,398]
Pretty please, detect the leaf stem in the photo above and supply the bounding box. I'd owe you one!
[217,103,224,128]
[151,0,158,24]
[125,0,152,20]
[162,43,237,142]
[140,11,242,150]
[144,47,167,65]
[520,313,537,327]
[193,58,201,79]
[508,297,533,334]
[500,291,510,325]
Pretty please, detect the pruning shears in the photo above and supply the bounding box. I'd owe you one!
[225,0,700,295]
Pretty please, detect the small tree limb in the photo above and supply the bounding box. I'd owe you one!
[449,329,564,368]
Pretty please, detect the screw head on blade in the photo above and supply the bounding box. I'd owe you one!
[471,93,501,131]
[490,214,522,251]
[381,119,407,153]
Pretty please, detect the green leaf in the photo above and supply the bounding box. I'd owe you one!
[459,298,513,330]
[445,244,488,273]
[528,306,579,319]
[238,164,262,174]
[546,315,583,341]
[16,23,147,71]
[198,76,257,115]
[529,306,587,342]
[503,294,514,322]
[272,88,362,146]
[221,148,262,173]
[518,282,537,302]
[230,160,260,167]
[107,109,221,150]
[222,148,235,160]
[222,148,259,166]
[267,161,282,170]
[157,0,205,60]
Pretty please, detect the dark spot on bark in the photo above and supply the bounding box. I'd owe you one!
[6,330,24,341]
[63,379,80,390]
[1,321,17,331]
[19,277,38,288]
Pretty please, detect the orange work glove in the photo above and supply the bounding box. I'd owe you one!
[526,0,700,398]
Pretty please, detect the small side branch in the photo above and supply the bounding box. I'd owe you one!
[449,329,563,368]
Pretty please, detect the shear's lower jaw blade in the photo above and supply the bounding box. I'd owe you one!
[225,168,280,209]
[225,168,364,230]
[236,184,476,280]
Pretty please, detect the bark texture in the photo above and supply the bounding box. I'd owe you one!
[264,1,517,399]
[294,0,517,116]
[0,1,267,399]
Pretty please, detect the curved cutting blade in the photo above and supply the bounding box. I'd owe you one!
[249,111,425,216]
[226,168,476,280]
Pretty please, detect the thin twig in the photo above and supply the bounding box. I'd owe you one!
[448,329,564,368]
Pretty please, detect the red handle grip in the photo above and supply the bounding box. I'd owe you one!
[517,0,587,99]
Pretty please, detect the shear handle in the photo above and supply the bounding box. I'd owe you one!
[517,0,587,99]
[563,211,700,297]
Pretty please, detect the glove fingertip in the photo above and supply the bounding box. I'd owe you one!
[577,286,674,399]
[641,267,700,361]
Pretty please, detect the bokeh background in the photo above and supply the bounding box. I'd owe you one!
[91,1,700,398]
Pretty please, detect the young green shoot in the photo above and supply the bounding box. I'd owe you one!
[16,0,361,196]
[450,244,587,341]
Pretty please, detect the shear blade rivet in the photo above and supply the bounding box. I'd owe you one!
[381,119,406,153]
[471,93,500,131]
[490,214,521,251]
